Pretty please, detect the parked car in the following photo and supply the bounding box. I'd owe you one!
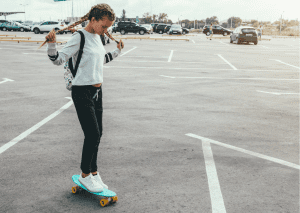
[140,24,153,34]
[32,21,67,34]
[0,20,9,30]
[203,25,232,36]
[116,21,147,35]
[169,25,182,35]
[150,23,160,32]
[230,26,258,45]
[164,25,171,33]
[182,28,189,34]
[112,22,118,33]
[1,21,31,32]
[155,24,169,34]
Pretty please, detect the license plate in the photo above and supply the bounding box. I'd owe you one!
[246,34,252,36]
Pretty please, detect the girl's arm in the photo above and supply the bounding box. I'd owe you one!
[46,30,81,66]
[104,39,124,64]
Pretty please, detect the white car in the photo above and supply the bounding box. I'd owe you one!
[65,22,83,34]
[140,24,153,34]
[32,21,67,34]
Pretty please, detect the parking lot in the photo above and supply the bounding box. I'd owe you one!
[0,31,299,213]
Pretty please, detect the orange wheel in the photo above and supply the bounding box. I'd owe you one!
[100,198,109,207]
[72,186,77,194]
[112,196,118,203]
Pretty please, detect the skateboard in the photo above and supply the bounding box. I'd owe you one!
[71,175,118,207]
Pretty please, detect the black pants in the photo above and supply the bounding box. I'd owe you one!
[71,85,103,174]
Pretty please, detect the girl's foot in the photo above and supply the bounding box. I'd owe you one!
[79,173,104,192]
[93,172,108,189]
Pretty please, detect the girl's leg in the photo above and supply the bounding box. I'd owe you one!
[72,86,102,175]
[91,87,103,173]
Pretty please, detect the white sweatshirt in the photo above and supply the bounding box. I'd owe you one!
[47,29,121,86]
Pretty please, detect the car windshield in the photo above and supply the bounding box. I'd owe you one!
[171,26,181,29]
[242,28,256,33]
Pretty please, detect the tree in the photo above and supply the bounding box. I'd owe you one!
[121,9,126,21]
[142,12,152,24]
[158,13,168,23]
[206,16,219,25]
[153,14,158,23]
[227,16,242,28]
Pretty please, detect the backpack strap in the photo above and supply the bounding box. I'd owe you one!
[69,31,85,77]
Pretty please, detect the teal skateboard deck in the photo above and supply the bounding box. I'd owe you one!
[72,175,118,207]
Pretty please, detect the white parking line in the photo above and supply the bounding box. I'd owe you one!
[160,75,298,81]
[219,41,229,46]
[257,90,299,95]
[186,133,300,170]
[261,45,269,48]
[192,40,195,43]
[120,46,137,57]
[270,59,300,69]
[168,50,174,62]
[217,54,238,70]
[0,78,14,84]
[0,99,73,155]
[202,140,227,213]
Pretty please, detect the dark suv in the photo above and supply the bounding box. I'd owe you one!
[156,24,169,34]
[203,25,232,36]
[116,21,147,35]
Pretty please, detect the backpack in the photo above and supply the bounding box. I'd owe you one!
[64,31,85,91]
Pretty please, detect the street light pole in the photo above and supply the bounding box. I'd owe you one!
[20,4,29,22]
[280,11,284,34]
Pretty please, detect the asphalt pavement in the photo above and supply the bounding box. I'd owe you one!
[0,31,299,213]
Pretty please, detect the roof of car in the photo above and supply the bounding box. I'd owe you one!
[238,26,255,29]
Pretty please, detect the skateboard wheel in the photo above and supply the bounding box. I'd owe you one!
[100,198,109,207]
[72,186,80,194]
[112,196,118,203]
[72,186,77,194]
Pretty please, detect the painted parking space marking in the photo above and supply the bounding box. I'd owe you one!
[219,41,229,46]
[186,133,300,170]
[270,59,300,69]
[168,50,174,62]
[160,75,298,81]
[0,99,73,155]
[202,140,227,213]
[0,78,14,84]
[191,40,195,43]
[120,46,137,57]
[217,54,238,70]
[257,90,299,95]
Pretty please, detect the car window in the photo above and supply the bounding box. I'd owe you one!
[242,28,256,33]
[216,26,222,29]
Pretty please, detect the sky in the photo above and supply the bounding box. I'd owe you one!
[1,0,299,23]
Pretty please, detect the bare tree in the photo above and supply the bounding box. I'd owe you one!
[121,9,126,21]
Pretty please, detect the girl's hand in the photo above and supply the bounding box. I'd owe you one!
[117,39,124,50]
[45,29,56,43]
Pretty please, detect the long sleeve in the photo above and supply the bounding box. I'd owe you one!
[104,48,121,64]
[47,32,81,66]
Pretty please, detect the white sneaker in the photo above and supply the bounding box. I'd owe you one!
[93,172,108,189]
[78,173,103,193]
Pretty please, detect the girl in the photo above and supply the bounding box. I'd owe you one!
[45,4,124,193]
[209,23,213,40]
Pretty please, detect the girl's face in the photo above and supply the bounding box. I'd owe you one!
[91,16,114,35]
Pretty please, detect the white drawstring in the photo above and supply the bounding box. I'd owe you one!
[92,88,101,101]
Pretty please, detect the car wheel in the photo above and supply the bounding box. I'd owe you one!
[206,32,210,36]
[159,30,163,34]
[237,39,241,44]
[20,28,24,32]
[183,31,186,35]
[34,28,40,34]
[230,37,233,43]
[254,41,258,45]
[139,30,145,35]
[120,29,126,35]
[223,32,227,36]
[3,27,6,31]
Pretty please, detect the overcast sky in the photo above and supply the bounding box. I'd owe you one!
[1,0,299,23]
